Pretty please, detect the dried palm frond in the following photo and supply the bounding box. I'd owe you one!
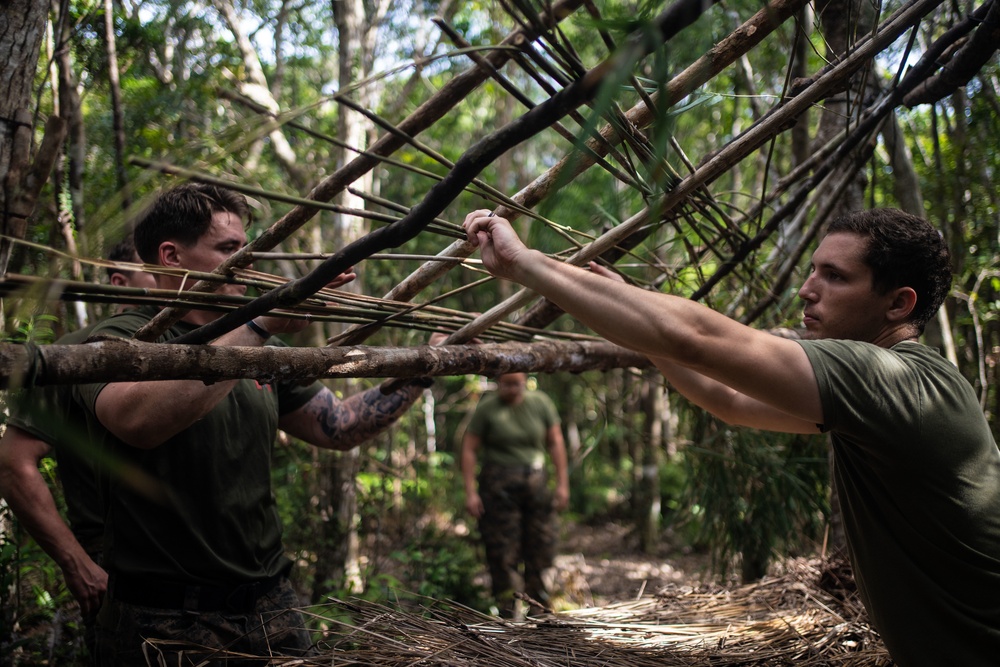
[142,558,893,666]
[0,271,594,344]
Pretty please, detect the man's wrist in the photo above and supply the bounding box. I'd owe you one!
[513,249,549,285]
[245,319,273,341]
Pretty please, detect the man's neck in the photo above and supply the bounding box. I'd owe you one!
[872,324,921,348]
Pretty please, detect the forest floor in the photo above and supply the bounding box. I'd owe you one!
[539,520,721,611]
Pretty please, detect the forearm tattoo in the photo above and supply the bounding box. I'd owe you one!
[304,383,423,450]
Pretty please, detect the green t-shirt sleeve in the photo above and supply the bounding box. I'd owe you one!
[7,385,62,446]
[74,310,150,414]
[265,337,324,414]
[536,392,560,430]
[466,395,491,438]
[276,379,324,415]
[797,338,925,445]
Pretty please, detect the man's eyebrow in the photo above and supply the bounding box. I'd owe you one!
[813,257,847,272]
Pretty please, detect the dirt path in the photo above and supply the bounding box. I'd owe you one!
[550,521,716,609]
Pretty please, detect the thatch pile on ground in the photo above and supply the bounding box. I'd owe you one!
[145,557,894,665]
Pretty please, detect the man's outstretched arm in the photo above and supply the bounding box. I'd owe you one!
[647,355,821,433]
[463,210,823,429]
[586,262,821,434]
[94,314,311,448]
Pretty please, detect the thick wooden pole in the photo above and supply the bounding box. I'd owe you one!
[0,339,650,389]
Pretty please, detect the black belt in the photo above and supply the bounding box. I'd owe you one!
[484,463,544,475]
[110,570,287,613]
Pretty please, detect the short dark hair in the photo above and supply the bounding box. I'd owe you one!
[827,208,952,332]
[134,183,250,264]
[105,234,139,281]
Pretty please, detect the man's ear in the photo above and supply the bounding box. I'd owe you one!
[109,272,128,287]
[159,241,181,268]
[886,286,918,323]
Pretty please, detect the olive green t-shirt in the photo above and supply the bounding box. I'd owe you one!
[799,339,1000,667]
[75,306,323,585]
[467,391,559,468]
[8,326,105,552]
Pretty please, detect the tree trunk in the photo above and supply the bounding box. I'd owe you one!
[557,377,583,515]
[50,0,88,332]
[0,0,48,655]
[882,113,923,214]
[211,0,307,189]
[814,0,874,555]
[881,109,958,363]
[54,0,87,253]
[0,2,47,192]
[0,2,49,281]
[636,369,663,554]
[104,0,130,210]
[790,6,812,169]
[946,87,970,275]
[309,0,377,601]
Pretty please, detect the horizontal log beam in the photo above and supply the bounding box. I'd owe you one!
[1,340,651,389]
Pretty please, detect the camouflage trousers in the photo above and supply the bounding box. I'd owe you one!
[477,464,557,618]
[95,577,313,666]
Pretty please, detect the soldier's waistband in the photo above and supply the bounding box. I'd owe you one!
[483,461,544,475]
[108,566,288,613]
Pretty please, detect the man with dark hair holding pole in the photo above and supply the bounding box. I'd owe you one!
[464,206,1000,667]
[72,183,435,665]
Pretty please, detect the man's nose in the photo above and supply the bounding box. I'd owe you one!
[798,275,816,301]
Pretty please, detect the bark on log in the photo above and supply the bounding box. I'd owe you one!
[0,339,650,389]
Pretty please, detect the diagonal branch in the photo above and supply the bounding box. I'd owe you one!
[133,0,587,341]
[167,0,724,346]
[442,0,945,345]
[335,0,811,346]
[902,0,998,107]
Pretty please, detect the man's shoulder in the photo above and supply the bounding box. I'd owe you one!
[524,390,559,421]
[525,390,555,407]
[56,324,97,345]
[802,338,969,408]
[799,338,949,367]
[87,306,159,338]
[475,393,502,410]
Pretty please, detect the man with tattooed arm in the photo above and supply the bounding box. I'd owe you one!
[76,184,436,665]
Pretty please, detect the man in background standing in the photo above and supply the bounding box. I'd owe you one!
[461,372,569,618]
